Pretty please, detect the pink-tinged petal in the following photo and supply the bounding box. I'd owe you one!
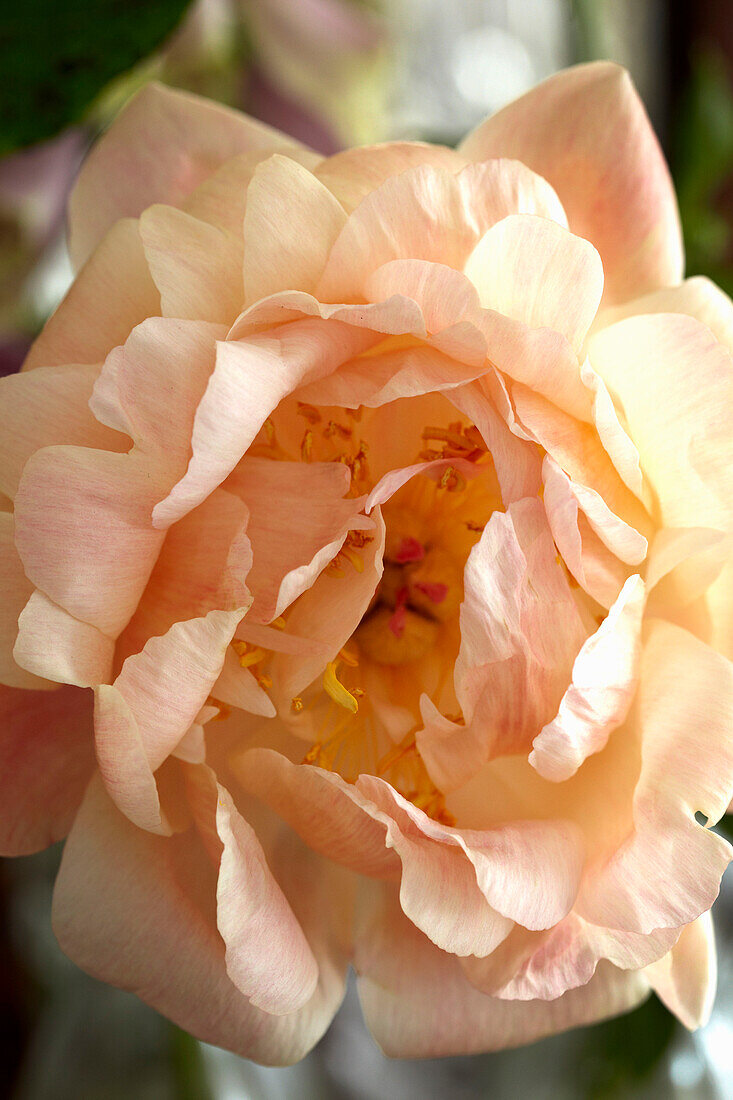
[645,911,716,1029]
[229,289,427,340]
[354,882,649,1058]
[235,747,398,878]
[139,206,244,324]
[530,574,645,782]
[358,776,584,932]
[92,318,225,486]
[417,499,585,791]
[365,260,482,334]
[24,219,160,371]
[153,319,375,528]
[456,159,568,230]
[461,62,683,303]
[317,166,478,302]
[510,383,652,536]
[588,314,733,531]
[580,359,644,500]
[465,215,603,355]
[462,913,677,1002]
[314,142,467,211]
[226,457,369,622]
[215,782,318,1013]
[52,776,351,1065]
[270,510,385,698]
[95,609,244,830]
[298,344,487,410]
[0,684,94,855]
[646,527,732,660]
[598,276,733,351]
[68,82,313,269]
[0,363,125,499]
[15,590,115,688]
[14,446,164,637]
[0,513,50,690]
[542,455,647,606]
[212,649,276,718]
[120,488,252,657]
[365,458,483,513]
[448,378,542,504]
[244,156,347,305]
[241,750,511,961]
[577,621,733,934]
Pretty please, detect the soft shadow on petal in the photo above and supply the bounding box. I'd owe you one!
[460,62,683,303]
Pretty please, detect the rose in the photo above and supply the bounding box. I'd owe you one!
[1,62,732,1063]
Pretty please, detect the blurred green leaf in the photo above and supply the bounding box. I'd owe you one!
[168,1024,213,1100]
[0,0,193,154]
[673,48,733,295]
[576,994,677,1098]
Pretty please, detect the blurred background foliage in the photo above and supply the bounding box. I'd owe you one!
[1,1,733,1097]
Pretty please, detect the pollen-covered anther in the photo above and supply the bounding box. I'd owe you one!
[439,465,466,492]
[291,696,304,713]
[300,429,314,462]
[323,661,359,713]
[231,640,266,668]
[296,402,321,424]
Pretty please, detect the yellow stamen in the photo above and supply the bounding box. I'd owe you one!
[297,402,321,424]
[323,420,353,440]
[271,616,286,630]
[323,662,359,714]
[291,696,304,713]
[439,466,467,492]
[256,673,273,689]
[340,545,364,572]
[338,646,359,667]
[301,429,313,462]
[232,642,266,668]
[303,741,323,764]
[263,418,276,445]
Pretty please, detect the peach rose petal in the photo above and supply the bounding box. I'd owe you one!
[214,782,320,1014]
[243,155,347,305]
[226,457,371,623]
[241,749,512,959]
[314,141,467,211]
[358,776,585,932]
[14,590,115,688]
[0,513,51,691]
[577,621,733,935]
[23,219,160,371]
[530,574,645,782]
[93,318,225,484]
[120,488,252,655]
[462,912,678,1002]
[95,609,245,830]
[418,500,585,791]
[0,684,94,855]
[0,363,125,499]
[588,313,733,531]
[139,205,244,324]
[460,62,683,303]
[645,911,717,1030]
[465,215,603,355]
[14,446,165,638]
[52,776,351,1064]
[152,319,376,529]
[354,882,649,1059]
[68,82,314,270]
[597,275,733,350]
[271,509,385,699]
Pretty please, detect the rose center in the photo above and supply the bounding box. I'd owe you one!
[355,508,463,666]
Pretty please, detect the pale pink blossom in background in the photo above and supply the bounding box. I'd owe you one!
[1,62,732,1063]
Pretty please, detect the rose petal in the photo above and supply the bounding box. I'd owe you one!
[461,62,683,303]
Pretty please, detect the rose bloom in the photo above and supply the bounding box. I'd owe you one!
[1,62,732,1063]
